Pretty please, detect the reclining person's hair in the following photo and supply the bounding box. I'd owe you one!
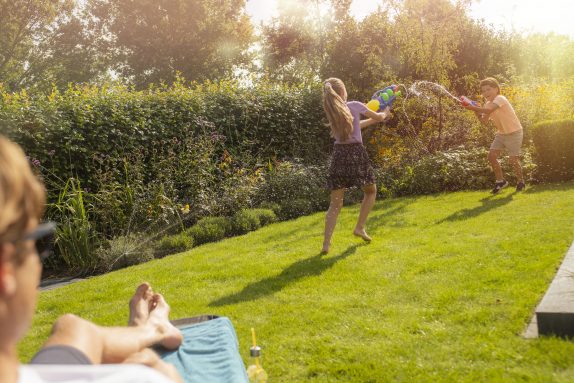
[0,136,46,256]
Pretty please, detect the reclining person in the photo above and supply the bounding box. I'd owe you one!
[0,135,183,383]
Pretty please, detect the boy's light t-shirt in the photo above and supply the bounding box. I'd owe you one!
[18,364,176,383]
[487,95,523,135]
[334,101,369,144]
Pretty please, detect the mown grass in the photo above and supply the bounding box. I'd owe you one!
[20,182,574,382]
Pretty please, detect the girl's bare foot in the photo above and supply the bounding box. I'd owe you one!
[353,229,372,242]
[147,293,183,350]
[128,282,154,326]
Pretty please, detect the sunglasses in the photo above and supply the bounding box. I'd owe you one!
[22,221,57,261]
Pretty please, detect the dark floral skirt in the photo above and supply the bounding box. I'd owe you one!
[327,143,376,190]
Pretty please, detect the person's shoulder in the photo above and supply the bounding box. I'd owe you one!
[493,94,510,106]
[346,100,367,111]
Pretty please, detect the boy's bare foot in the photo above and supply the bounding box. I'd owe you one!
[353,229,372,242]
[147,293,183,350]
[128,282,154,326]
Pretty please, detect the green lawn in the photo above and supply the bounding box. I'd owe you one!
[20,183,574,382]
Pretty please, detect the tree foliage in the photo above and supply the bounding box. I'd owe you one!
[0,0,572,96]
[0,0,105,91]
[260,0,354,83]
[89,0,254,87]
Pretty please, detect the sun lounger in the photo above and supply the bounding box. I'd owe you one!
[157,315,249,383]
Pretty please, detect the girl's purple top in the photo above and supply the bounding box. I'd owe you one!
[334,101,369,144]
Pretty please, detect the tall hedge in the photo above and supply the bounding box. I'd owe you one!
[0,80,330,192]
[531,119,574,182]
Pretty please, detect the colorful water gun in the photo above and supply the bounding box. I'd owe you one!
[459,96,478,107]
[366,84,402,112]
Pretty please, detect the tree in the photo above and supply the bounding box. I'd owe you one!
[0,0,106,91]
[449,18,519,95]
[89,0,254,87]
[515,33,574,81]
[387,0,470,85]
[321,9,398,99]
[260,0,354,84]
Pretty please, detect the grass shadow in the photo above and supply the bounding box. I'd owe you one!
[436,191,516,223]
[362,200,412,230]
[209,243,364,307]
[258,218,322,243]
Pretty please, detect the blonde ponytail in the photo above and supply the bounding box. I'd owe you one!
[322,78,353,142]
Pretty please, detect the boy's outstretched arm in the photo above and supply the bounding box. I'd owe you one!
[463,103,498,125]
[463,103,498,115]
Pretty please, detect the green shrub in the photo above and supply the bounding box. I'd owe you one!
[250,208,277,226]
[208,162,265,217]
[378,147,536,196]
[96,234,154,272]
[343,188,365,206]
[278,198,315,220]
[531,119,574,182]
[258,201,281,216]
[155,233,194,258]
[395,148,493,195]
[231,209,261,235]
[186,216,231,245]
[254,161,329,220]
[2,81,329,197]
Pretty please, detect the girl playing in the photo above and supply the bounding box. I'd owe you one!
[321,78,390,254]
[462,77,525,194]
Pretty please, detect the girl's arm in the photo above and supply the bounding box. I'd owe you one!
[360,107,390,129]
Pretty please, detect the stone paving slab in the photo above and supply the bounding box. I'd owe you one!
[535,240,574,338]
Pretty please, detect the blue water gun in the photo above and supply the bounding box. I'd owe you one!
[366,84,402,112]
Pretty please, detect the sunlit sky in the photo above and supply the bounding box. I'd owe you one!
[245,0,574,39]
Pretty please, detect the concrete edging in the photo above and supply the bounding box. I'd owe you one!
[534,240,574,338]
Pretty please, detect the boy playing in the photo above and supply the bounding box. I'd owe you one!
[462,77,525,193]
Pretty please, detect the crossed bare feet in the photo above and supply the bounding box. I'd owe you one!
[353,228,372,242]
[128,282,183,350]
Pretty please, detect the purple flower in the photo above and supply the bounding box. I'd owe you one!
[26,156,41,167]
[210,131,225,142]
[47,150,56,157]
